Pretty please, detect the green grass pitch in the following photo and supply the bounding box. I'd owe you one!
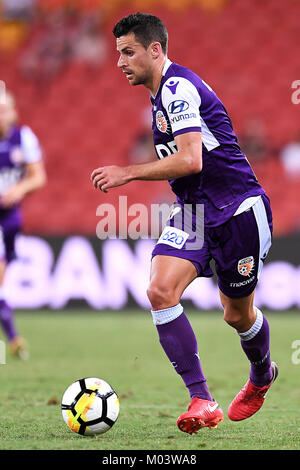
[0,309,299,450]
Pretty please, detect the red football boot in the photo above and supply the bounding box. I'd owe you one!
[228,361,278,421]
[177,398,224,434]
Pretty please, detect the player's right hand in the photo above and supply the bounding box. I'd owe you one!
[91,165,130,193]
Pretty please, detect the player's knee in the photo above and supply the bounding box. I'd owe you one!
[223,306,244,329]
[147,282,178,310]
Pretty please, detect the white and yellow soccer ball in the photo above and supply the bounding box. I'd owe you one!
[61,377,119,436]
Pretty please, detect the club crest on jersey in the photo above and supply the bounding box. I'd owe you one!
[238,256,255,277]
[156,110,168,133]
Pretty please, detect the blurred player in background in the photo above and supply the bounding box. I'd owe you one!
[91,13,278,434]
[0,91,46,359]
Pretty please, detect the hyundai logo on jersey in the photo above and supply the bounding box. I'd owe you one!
[168,100,189,114]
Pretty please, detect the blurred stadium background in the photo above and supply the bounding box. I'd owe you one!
[0,0,300,313]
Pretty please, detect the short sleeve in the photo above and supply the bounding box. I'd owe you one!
[20,126,43,163]
[161,76,202,137]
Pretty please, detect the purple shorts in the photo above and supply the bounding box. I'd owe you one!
[152,194,273,299]
[0,207,22,263]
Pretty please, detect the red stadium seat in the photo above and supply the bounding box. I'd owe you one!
[1,0,298,236]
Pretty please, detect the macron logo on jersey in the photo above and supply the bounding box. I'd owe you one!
[165,80,179,95]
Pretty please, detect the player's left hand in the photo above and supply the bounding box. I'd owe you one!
[91,165,130,193]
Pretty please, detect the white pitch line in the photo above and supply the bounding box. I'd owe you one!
[121,404,300,413]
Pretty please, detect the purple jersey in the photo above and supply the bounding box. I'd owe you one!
[0,124,42,261]
[151,60,265,227]
[0,125,42,199]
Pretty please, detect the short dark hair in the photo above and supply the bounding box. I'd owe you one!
[113,12,168,55]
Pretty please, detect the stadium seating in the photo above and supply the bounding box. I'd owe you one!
[0,0,299,236]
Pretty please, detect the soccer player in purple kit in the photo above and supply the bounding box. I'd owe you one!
[0,91,46,359]
[91,13,278,433]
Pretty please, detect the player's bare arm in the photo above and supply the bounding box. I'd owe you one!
[0,160,46,208]
[91,131,202,192]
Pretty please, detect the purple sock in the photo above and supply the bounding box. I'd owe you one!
[0,299,17,341]
[155,311,213,401]
[239,309,272,387]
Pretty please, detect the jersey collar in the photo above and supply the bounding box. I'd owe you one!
[162,57,172,76]
[151,57,173,102]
